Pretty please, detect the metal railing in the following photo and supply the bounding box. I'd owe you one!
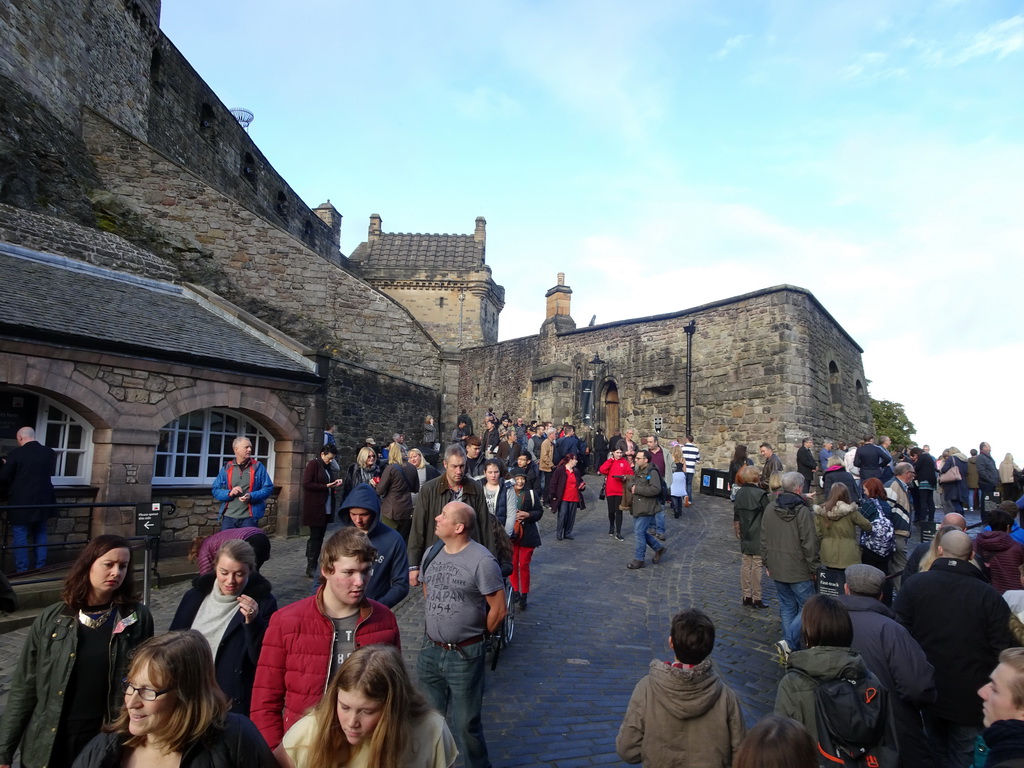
[0,501,176,604]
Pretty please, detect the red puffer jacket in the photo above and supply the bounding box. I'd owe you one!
[249,590,401,748]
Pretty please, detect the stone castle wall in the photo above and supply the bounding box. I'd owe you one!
[0,203,179,281]
[146,37,342,264]
[0,0,157,136]
[459,287,871,469]
[81,110,443,392]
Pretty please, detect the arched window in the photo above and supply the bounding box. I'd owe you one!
[154,408,273,486]
[855,380,865,402]
[829,361,842,404]
[0,390,93,485]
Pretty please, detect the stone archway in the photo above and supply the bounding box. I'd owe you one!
[601,381,620,436]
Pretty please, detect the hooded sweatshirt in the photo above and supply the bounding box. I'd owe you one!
[975,530,1024,594]
[339,483,410,608]
[616,657,746,768]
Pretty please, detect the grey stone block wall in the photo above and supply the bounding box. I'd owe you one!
[458,287,872,470]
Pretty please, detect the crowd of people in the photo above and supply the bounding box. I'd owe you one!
[4,414,1024,768]
[724,435,1024,768]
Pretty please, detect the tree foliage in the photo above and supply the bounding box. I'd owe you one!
[870,398,916,448]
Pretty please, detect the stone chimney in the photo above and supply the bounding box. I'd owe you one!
[368,213,382,243]
[545,272,572,319]
[541,273,576,335]
[474,217,486,244]
[313,201,342,246]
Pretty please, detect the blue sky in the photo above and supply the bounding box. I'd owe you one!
[161,1,1024,460]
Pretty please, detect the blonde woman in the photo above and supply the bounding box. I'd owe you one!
[275,645,455,768]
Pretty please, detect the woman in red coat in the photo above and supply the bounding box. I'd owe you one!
[599,448,633,541]
[301,445,343,578]
[546,453,586,541]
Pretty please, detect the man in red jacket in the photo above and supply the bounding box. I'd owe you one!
[250,526,401,748]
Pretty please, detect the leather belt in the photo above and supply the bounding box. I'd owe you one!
[430,634,484,651]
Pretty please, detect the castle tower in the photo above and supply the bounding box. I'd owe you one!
[347,215,505,347]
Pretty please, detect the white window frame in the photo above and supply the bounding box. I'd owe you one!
[34,396,94,486]
[153,408,274,486]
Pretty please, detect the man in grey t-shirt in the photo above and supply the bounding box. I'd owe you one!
[417,502,506,768]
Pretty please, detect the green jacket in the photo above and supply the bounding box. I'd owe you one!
[813,500,872,569]
[759,492,820,583]
[630,467,662,517]
[733,484,769,556]
[0,601,154,768]
[408,474,491,567]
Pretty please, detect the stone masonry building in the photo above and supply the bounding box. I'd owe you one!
[459,275,872,471]
[0,0,870,565]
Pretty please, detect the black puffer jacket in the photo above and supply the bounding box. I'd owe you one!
[169,572,277,715]
[71,713,277,768]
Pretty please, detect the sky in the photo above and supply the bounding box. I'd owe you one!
[160,1,1024,460]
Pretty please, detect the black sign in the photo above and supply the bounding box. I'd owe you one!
[816,567,845,597]
[135,502,163,536]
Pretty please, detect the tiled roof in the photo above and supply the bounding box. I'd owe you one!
[0,245,317,378]
[350,233,484,271]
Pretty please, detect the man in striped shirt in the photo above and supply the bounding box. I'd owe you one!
[681,436,700,508]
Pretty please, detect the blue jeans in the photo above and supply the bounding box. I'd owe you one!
[775,580,814,646]
[417,637,491,768]
[646,507,666,535]
[670,496,683,517]
[220,516,258,531]
[685,473,695,500]
[556,501,579,539]
[922,712,979,768]
[633,514,664,561]
[12,522,47,572]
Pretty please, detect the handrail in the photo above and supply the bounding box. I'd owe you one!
[0,502,175,604]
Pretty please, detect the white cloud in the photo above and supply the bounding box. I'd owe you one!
[915,14,1024,66]
[838,51,907,81]
[715,34,751,60]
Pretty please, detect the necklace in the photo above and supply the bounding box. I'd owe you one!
[78,605,113,629]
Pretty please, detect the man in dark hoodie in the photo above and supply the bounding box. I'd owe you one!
[339,483,409,608]
[759,472,819,658]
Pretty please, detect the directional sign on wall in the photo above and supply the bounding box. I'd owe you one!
[135,502,163,536]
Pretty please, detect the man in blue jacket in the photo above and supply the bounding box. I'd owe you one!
[339,483,410,607]
[212,437,275,529]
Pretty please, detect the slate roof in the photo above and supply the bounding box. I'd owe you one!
[0,245,318,379]
[349,233,484,271]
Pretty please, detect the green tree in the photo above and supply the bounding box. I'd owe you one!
[870,398,916,448]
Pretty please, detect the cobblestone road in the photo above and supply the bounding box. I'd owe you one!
[0,486,786,767]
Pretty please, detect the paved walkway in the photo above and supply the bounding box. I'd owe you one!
[0,485,786,767]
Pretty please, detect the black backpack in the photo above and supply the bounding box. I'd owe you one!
[795,667,898,768]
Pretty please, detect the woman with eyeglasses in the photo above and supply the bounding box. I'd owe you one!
[72,630,276,768]
[0,535,154,768]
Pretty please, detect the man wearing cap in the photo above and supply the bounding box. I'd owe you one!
[842,564,936,768]
[417,501,505,768]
